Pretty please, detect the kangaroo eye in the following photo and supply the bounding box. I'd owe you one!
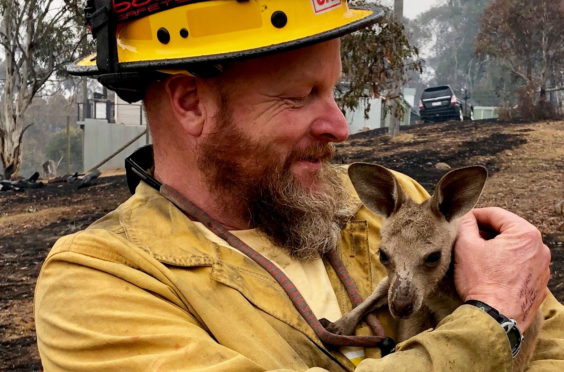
[379,250,389,265]
[424,251,442,267]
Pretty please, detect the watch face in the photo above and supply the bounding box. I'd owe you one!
[507,328,520,346]
[506,325,523,357]
[500,319,522,357]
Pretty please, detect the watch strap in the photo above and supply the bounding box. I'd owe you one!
[465,299,523,358]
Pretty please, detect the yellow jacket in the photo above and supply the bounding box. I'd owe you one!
[35,174,564,371]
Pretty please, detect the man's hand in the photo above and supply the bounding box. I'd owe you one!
[454,207,551,331]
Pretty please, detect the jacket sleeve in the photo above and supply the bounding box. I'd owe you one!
[356,305,513,371]
[356,293,564,372]
[527,292,564,370]
[35,250,272,372]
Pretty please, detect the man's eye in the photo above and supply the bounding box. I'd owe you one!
[285,88,314,104]
[287,96,308,103]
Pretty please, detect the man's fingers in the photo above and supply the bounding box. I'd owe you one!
[472,207,529,234]
[457,211,481,240]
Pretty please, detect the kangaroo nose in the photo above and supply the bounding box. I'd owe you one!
[391,299,414,318]
[390,279,416,318]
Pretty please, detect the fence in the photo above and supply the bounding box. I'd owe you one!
[80,119,150,171]
[473,106,499,120]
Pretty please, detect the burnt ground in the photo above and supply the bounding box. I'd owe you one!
[1,119,563,371]
[0,175,131,371]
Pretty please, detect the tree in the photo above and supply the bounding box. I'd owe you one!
[408,1,491,91]
[45,125,84,174]
[0,0,84,179]
[21,93,77,176]
[475,0,564,119]
[338,0,422,136]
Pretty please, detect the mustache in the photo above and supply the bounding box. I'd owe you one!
[285,143,335,166]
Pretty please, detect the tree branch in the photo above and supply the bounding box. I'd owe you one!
[22,122,34,136]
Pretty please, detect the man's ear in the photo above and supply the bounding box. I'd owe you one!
[164,75,205,137]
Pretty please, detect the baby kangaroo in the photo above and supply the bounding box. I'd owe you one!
[327,163,541,371]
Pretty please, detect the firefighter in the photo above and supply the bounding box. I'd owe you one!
[35,1,562,371]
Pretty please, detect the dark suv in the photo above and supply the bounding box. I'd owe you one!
[418,85,472,123]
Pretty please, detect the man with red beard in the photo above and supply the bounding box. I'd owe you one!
[35,1,563,371]
[178,44,354,261]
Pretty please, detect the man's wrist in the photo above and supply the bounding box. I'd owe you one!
[465,299,523,358]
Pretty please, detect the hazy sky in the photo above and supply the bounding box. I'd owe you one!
[382,0,445,19]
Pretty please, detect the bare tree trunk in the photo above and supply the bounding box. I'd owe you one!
[0,0,19,179]
[0,1,31,179]
[388,117,400,137]
[0,117,24,179]
[388,99,402,137]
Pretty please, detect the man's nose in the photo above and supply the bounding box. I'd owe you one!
[310,97,349,143]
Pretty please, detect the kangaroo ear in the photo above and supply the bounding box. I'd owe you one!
[348,163,406,217]
[431,166,487,222]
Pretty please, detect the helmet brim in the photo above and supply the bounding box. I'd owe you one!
[67,5,384,77]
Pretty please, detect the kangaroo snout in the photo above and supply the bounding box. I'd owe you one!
[391,297,414,318]
[390,277,417,318]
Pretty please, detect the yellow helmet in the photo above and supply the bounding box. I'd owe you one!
[69,0,383,102]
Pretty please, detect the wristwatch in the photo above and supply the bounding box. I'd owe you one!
[465,299,523,358]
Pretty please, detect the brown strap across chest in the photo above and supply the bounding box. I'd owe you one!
[161,184,391,349]
[325,250,386,338]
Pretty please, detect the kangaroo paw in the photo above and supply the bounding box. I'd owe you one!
[322,313,362,335]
